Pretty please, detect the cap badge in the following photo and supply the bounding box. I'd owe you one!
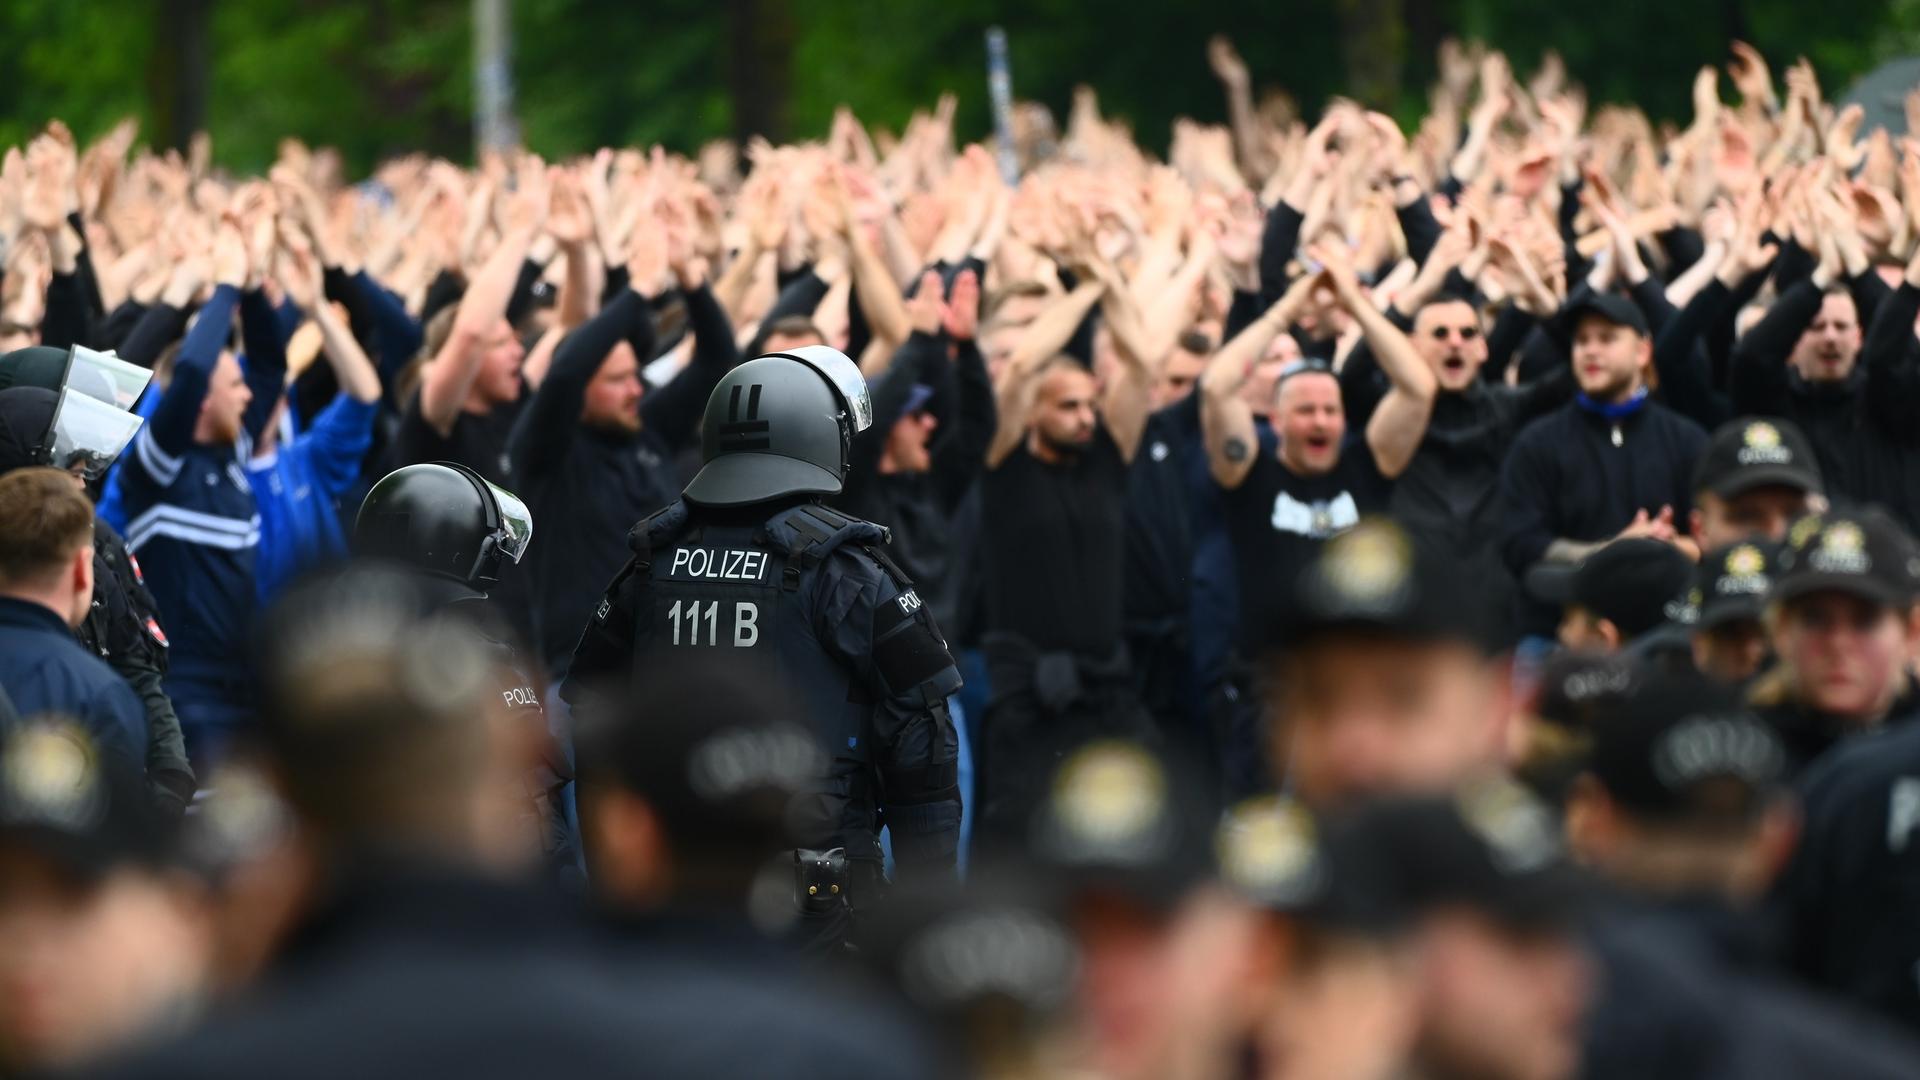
[1314,520,1412,609]
[0,723,104,830]
[1457,779,1559,874]
[1727,545,1766,578]
[1788,514,1825,551]
[1047,741,1167,853]
[1217,797,1323,902]
[1810,521,1870,575]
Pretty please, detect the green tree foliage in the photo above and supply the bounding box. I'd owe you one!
[5,0,1920,172]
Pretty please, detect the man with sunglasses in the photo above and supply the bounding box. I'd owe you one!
[1345,293,1575,646]
[1200,249,1436,796]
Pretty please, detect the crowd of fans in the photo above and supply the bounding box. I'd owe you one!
[8,31,1920,1078]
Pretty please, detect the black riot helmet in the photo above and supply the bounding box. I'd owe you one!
[354,462,533,596]
[683,345,874,508]
[0,346,152,480]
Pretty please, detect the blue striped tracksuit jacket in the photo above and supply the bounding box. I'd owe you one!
[117,285,286,752]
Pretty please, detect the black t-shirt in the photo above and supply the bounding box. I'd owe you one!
[1222,437,1393,651]
[980,427,1128,657]
[394,388,522,486]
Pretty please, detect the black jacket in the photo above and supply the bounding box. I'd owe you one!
[1773,709,1920,1034]
[1730,279,1920,532]
[1498,398,1708,634]
[93,865,937,1080]
[83,518,193,814]
[509,285,733,676]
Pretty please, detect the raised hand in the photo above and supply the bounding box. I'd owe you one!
[498,155,551,235]
[212,214,249,288]
[1207,35,1250,90]
[546,168,592,249]
[1728,41,1776,110]
[906,269,944,336]
[20,129,75,233]
[944,268,980,342]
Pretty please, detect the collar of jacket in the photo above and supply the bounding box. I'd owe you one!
[0,595,73,635]
[1574,386,1651,420]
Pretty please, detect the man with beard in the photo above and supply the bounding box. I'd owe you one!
[975,259,1156,844]
[509,241,734,683]
[1500,296,1708,644]
[116,218,284,772]
[1731,241,1920,533]
[1202,248,1436,796]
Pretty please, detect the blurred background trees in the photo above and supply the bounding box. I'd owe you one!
[5,0,1919,172]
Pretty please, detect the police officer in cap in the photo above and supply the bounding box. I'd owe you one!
[0,344,194,816]
[565,345,962,949]
[355,462,574,871]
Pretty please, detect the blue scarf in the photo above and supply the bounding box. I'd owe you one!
[1574,387,1649,420]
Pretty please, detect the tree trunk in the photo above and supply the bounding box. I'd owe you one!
[1337,0,1406,110]
[149,0,209,152]
[728,0,792,145]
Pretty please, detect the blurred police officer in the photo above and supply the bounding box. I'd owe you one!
[1261,517,1508,807]
[1771,515,1920,1034]
[565,346,962,950]
[1523,538,1695,656]
[1216,796,1420,1080]
[0,720,209,1075]
[0,345,195,815]
[1688,417,1824,552]
[576,656,946,1079]
[1565,670,1796,969]
[1751,509,1920,772]
[354,462,572,869]
[1687,541,1780,686]
[96,563,679,1080]
[1010,736,1253,1080]
[1355,782,1596,1080]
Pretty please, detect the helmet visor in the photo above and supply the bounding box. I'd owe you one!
[64,346,152,411]
[781,345,873,434]
[481,478,533,565]
[45,388,142,480]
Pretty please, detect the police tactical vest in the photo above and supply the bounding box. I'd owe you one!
[622,500,893,854]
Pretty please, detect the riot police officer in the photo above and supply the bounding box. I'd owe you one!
[0,345,194,816]
[354,462,574,870]
[564,345,962,948]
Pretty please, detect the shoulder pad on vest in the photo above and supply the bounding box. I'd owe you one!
[628,500,692,554]
[763,502,889,559]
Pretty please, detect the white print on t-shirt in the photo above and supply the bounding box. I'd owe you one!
[1270,491,1360,539]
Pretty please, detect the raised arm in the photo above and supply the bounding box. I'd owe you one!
[417,164,547,434]
[1086,259,1157,463]
[139,222,247,463]
[1315,245,1436,479]
[1201,273,1317,489]
[985,280,1105,468]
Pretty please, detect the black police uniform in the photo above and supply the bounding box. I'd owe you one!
[355,463,574,874]
[566,499,963,895]
[84,518,194,814]
[1774,716,1920,1033]
[564,346,961,946]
